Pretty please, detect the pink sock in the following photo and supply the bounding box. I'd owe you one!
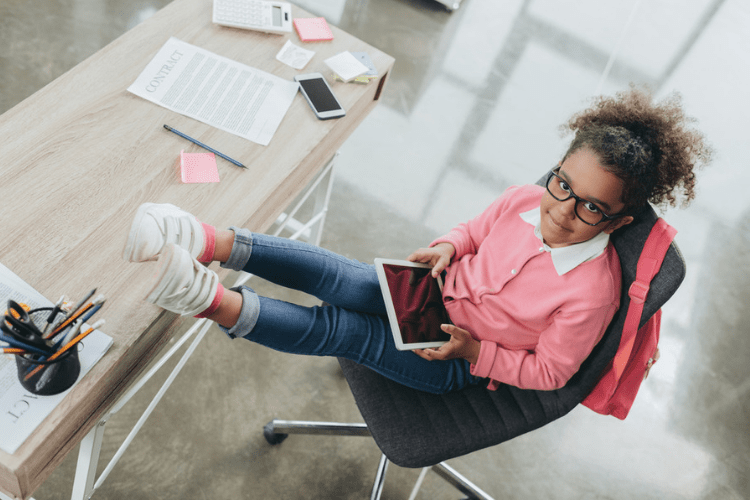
[197,222,216,263]
[195,283,224,319]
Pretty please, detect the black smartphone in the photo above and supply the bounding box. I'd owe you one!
[294,73,346,120]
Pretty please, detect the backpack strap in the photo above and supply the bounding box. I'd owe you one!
[612,218,677,381]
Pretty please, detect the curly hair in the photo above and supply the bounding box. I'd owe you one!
[561,86,712,213]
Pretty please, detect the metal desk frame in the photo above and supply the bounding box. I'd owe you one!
[1,155,336,500]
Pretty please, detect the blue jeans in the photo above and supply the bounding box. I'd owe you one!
[218,229,481,394]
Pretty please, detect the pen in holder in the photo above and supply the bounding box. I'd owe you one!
[10,306,81,396]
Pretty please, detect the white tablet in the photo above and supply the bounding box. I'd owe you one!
[374,258,451,351]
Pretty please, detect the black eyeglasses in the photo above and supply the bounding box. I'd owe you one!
[545,168,626,226]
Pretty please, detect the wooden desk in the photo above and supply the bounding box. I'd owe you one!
[0,1,393,498]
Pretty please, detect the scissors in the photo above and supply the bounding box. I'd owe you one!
[2,300,52,353]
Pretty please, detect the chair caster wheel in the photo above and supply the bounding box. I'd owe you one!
[263,422,288,445]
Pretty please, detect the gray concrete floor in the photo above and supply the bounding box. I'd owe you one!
[2,0,749,498]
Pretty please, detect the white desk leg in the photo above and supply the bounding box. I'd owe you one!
[274,152,337,243]
[70,420,106,500]
[307,154,336,247]
[65,319,212,500]
[0,424,105,500]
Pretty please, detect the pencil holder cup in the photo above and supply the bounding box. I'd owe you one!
[15,349,80,395]
[13,307,81,396]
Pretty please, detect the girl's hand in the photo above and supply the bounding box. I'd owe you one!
[407,243,455,278]
[414,324,480,365]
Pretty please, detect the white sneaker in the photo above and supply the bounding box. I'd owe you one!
[146,243,219,317]
[123,203,205,262]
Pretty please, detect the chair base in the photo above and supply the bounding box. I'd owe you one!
[263,419,494,500]
[431,462,494,500]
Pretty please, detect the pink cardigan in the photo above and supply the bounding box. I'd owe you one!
[431,185,621,391]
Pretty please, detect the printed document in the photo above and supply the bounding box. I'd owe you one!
[128,37,299,146]
[0,262,113,455]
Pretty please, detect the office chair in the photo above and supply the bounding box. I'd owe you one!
[263,172,686,499]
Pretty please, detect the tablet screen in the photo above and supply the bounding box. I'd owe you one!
[382,264,451,345]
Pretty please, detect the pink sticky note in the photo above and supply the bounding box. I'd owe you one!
[293,17,334,42]
[180,151,220,183]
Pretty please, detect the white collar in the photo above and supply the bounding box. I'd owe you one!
[520,207,610,276]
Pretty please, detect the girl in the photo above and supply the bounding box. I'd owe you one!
[123,87,711,394]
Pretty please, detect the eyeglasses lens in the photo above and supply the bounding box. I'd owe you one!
[546,174,603,225]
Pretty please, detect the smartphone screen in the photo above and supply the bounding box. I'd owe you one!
[298,78,342,112]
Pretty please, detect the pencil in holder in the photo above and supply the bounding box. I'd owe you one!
[11,306,81,395]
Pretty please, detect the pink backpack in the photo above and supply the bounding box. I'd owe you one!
[582,218,677,419]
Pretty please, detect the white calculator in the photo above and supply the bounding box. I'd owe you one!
[213,0,293,34]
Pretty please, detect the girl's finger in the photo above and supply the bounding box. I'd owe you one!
[406,251,423,262]
[441,324,458,335]
[433,255,452,277]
